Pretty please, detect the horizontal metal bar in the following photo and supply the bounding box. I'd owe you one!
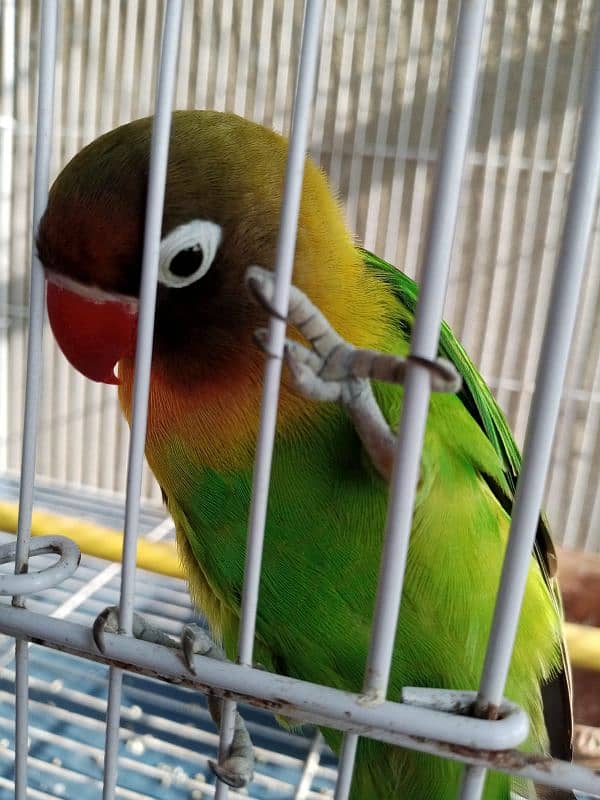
[0,608,599,796]
[0,606,525,749]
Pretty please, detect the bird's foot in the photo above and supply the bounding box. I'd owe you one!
[181,624,255,789]
[246,265,459,395]
[92,610,254,789]
[246,265,460,481]
[92,605,178,651]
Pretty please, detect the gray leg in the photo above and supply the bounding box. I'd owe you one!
[181,624,255,788]
[93,609,254,789]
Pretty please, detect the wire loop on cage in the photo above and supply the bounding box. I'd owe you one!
[0,535,80,595]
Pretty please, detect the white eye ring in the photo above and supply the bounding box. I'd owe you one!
[158,219,222,288]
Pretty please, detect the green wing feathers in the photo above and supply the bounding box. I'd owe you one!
[361,247,573,764]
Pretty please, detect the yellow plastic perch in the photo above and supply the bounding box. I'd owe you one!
[0,500,181,580]
[0,500,599,672]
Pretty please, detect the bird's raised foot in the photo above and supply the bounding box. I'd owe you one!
[246,265,460,481]
[92,612,255,789]
[246,265,460,396]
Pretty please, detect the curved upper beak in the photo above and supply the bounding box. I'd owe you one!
[45,272,139,385]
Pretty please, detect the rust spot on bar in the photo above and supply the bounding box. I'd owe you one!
[408,733,554,773]
[477,702,500,721]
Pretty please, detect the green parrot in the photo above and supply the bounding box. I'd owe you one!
[37,110,573,799]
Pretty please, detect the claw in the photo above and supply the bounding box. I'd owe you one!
[252,327,281,359]
[210,756,253,789]
[93,606,178,653]
[208,707,255,788]
[92,606,120,653]
[407,355,461,393]
[245,266,286,321]
[181,623,225,674]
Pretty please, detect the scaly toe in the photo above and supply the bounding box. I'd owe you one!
[181,623,225,674]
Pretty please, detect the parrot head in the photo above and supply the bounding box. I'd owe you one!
[39,111,307,387]
[38,111,386,395]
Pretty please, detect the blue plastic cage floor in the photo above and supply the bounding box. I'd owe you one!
[0,477,337,799]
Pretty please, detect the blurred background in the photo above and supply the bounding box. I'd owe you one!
[2,0,600,554]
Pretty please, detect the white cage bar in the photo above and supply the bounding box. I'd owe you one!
[2,1,600,799]
[460,7,600,796]
[335,1,487,795]
[216,2,323,796]
[10,2,58,798]
[101,3,183,798]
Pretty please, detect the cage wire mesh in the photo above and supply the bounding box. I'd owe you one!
[0,0,600,799]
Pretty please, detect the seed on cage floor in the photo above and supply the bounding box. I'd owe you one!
[126,736,145,756]
[173,765,189,783]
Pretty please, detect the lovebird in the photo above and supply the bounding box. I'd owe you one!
[37,110,573,799]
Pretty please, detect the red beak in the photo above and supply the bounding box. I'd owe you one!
[46,274,138,385]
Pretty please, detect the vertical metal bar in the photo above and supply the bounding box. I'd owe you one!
[237,0,323,679]
[101,4,182,798]
[362,0,403,251]
[477,0,543,379]
[214,2,323,797]
[402,0,456,277]
[344,0,380,232]
[495,0,565,423]
[380,0,425,264]
[309,0,335,165]
[213,0,233,112]
[459,8,600,800]
[271,0,295,133]
[13,2,57,798]
[232,0,254,117]
[333,4,486,794]
[0,0,15,474]
[333,732,359,800]
[251,0,274,122]
[458,0,518,354]
[327,0,358,192]
[194,0,214,110]
[364,0,487,701]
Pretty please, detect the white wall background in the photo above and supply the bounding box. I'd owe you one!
[1,0,598,550]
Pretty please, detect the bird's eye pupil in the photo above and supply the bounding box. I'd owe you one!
[169,245,203,278]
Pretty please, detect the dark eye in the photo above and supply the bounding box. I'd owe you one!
[158,220,222,288]
[170,246,204,278]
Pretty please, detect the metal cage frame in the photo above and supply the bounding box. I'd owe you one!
[1,1,600,798]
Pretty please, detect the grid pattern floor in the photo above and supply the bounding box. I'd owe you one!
[0,477,337,799]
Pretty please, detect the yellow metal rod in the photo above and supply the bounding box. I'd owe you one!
[1,501,599,672]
